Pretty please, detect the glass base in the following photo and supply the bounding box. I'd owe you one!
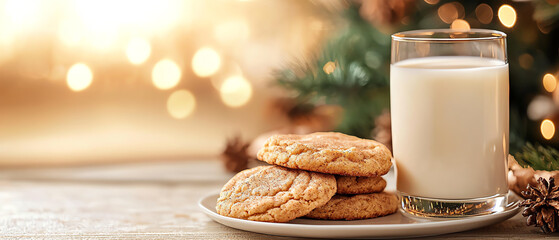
[399,193,508,218]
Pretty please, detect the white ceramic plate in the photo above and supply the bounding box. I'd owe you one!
[199,192,520,239]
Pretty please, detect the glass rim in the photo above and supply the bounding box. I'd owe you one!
[392,29,506,42]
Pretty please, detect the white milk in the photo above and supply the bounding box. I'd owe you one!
[391,56,509,199]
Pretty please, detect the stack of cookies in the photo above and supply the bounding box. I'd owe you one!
[216,132,398,222]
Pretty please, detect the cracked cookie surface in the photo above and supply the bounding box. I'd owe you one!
[216,165,336,222]
[336,176,387,194]
[305,192,398,220]
[257,132,392,177]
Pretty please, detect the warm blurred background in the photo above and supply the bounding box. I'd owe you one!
[0,0,339,165]
[1,0,558,167]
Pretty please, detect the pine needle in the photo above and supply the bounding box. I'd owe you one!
[514,143,559,171]
[274,4,391,138]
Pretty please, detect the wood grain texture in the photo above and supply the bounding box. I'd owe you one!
[0,160,548,239]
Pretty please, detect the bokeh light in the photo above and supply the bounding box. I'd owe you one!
[192,47,221,78]
[167,89,196,119]
[543,73,557,93]
[541,119,555,140]
[450,19,470,30]
[66,63,93,92]
[527,95,555,120]
[498,4,517,28]
[220,76,253,108]
[424,0,439,5]
[438,2,464,24]
[126,38,151,65]
[323,61,336,74]
[475,4,493,24]
[518,53,534,70]
[152,59,182,90]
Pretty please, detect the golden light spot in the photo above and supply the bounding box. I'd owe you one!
[475,4,493,24]
[541,119,555,140]
[152,59,181,90]
[167,90,196,119]
[424,0,439,5]
[450,19,470,30]
[454,2,465,18]
[543,74,557,93]
[66,63,93,92]
[220,76,253,108]
[126,38,151,65]
[518,53,534,69]
[438,2,464,24]
[498,4,517,28]
[192,47,221,78]
[323,61,336,74]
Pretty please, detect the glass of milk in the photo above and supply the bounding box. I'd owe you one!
[390,29,509,217]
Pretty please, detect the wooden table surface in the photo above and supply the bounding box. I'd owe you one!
[0,159,550,239]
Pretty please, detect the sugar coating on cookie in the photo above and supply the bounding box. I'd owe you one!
[305,192,399,220]
[257,132,392,177]
[336,176,387,194]
[216,165,337,222]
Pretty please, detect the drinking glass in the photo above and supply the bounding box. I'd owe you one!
[390,29,509,217]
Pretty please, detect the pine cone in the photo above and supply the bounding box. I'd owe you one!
[521,177,559,233]
[221,135,251,173]
[508,155,559,197]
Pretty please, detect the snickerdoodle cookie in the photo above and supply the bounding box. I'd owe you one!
[257,132,392,177]
[336,176,387,194]
[305,192,398,220]
[216,165,336,222]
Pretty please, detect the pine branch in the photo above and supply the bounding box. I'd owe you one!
[275,4,391,138]
[514,143,559,171]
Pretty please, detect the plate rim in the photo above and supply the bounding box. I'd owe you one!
[198,192,521,236]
